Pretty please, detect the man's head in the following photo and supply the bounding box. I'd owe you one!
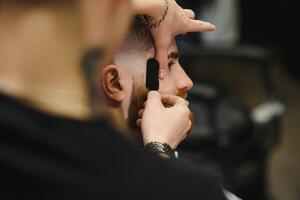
[101,16,193,136]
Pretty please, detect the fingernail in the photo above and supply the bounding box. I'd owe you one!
[201,21,216,30]
[209,23,216,30]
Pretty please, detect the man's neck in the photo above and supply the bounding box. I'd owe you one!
[0,3,90,119]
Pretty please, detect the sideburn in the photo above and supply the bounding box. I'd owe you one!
[127,82,149,130]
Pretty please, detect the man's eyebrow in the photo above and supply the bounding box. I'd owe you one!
[168,51,179,60]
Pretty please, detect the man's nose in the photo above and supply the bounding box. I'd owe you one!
[176,68,193,91]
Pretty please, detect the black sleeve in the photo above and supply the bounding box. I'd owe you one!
[0,94,227,200]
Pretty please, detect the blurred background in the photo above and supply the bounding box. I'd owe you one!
[176,0,299,200]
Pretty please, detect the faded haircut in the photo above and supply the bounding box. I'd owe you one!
[118,15,154,54]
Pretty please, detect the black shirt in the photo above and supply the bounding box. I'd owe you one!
[0,93,226,199]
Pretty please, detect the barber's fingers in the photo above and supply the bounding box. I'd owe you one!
[146,92,188,108]
[138,109,144,118]
[183,9,195,19]
[155,48,168,80]
[147,91,160,100]
[174,118,192,147]
[160,94,189,107]
[136,118,142,128]
[184,118,192,137]
[153,33,171,80]
[185,19,216,33]
[146,91,164,107]
[145,92,189,109]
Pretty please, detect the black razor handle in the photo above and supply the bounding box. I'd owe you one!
[146,58,159,91]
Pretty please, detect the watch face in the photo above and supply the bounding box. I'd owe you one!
[145,142,174,156]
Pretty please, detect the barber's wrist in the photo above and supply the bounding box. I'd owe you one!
[144,141,178,159]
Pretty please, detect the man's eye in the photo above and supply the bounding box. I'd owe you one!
[168,61,175,69]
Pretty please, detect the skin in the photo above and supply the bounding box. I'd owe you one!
[101,39,193,144]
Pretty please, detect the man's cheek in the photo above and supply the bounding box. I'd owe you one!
[158,82,178,96]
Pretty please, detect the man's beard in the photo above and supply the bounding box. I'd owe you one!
[127,80,193,143]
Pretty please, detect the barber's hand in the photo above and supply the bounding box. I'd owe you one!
[133,0,215,79]
[137,91,191,149]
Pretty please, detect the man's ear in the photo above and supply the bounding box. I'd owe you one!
[101,64,125,103]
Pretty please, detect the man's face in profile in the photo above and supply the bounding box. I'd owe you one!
[102,38,193,142]
[127,40,193,130]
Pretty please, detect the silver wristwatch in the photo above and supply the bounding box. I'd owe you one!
[144,142,178,159]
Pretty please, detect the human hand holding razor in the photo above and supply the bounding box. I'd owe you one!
[138,91,191,149]
[139,58,190,149]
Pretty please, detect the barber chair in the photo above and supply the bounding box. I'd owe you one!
[177,44,285,200]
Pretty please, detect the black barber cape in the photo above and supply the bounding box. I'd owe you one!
[0,93,226,200]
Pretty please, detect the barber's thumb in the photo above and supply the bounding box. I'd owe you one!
[147,91,160,100]
[147,91,163,107]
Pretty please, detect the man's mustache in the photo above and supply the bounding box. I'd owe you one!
[177,90,188,100]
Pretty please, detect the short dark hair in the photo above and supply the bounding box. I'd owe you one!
[118,16,154,54]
